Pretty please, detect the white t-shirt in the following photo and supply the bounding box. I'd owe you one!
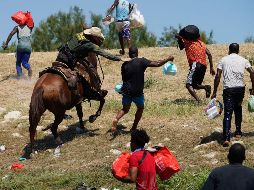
[217,53,252,89]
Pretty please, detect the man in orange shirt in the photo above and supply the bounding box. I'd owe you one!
[176,25,215,103]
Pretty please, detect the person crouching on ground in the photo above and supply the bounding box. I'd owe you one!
[175,30,215,103]
[111,46,174,132]
[121,129,158,190]
[211,43,254,147]
[2,23,33,79]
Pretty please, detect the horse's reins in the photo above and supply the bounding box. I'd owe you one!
[96,55,104,84]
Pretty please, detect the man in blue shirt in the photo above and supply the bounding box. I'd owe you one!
[105,0,133,55]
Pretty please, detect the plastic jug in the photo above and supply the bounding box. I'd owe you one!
[163,62,177,76]
[115,83,123,93]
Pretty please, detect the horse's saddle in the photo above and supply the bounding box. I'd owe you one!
[39,61,79,89]
[39,61,101,92]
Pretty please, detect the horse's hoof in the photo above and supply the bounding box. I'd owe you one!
[89,115,97,123]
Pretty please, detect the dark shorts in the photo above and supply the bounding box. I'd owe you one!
[186,62,206,88]
[122,94,144,107]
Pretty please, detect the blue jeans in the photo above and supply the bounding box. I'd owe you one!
[223,87,245,141]
[16,51,31,77]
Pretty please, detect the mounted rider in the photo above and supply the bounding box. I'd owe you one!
[56,27,123,99]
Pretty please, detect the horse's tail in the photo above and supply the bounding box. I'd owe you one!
[29,87,45,129]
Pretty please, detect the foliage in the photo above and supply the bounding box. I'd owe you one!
[200,30,216,44]
[32,6,86,52]
[0,42,16,53]
[102,22,120,49]
[103,24,157,49]
[158,25,216,47]
[245,36,254,43]
[31,9,157,51]
[158,25,182,47]
[132,27,157,47]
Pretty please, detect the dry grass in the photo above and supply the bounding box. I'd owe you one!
[0,44,254,189]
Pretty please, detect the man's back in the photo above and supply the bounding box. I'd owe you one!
[121,57,151,97]
[202,164,254,190]
[129,150,158,190]
[218,53,251,89]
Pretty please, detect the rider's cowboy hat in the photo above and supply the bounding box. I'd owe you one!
[84,27,105,40]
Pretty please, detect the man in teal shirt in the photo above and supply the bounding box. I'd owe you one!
[105,0,133,55]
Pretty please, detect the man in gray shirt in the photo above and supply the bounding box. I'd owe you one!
[211,43,254,146]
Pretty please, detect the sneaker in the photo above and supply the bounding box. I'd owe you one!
[205,85,211,98]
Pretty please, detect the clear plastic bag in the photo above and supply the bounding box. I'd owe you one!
[205,98,223,119]
[129,4,145,29]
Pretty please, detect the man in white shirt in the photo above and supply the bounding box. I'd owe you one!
[211,43,254,146]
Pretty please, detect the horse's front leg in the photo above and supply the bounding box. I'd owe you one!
[51,113,65,145]
[75,103,84,128]
[89,98,105,123]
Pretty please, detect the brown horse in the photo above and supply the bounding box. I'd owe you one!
[24,54,105,157]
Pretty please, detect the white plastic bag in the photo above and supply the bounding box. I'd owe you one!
[205,98,223,119]
[102,15,115,26]
[129,4,145,29]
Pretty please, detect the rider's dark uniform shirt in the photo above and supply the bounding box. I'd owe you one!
[67,32,121,61]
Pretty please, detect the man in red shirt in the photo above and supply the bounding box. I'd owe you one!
[122,129,158,190]
[176,25,215,103]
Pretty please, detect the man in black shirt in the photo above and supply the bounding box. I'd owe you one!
[202,143,254,190]
[111,46,174,132]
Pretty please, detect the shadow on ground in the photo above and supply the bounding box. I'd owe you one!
[34,120,100,151]
[200,131,224,145]
[0,74,18,82]
[108,124,131,141]
[161,98,202,106]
